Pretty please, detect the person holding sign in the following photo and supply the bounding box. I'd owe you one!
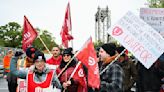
[116,46,138,92]
[98,43,124,92]
[10,50,62,92]
[136,53,164,92]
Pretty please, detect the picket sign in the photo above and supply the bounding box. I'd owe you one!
[107,11,164,69]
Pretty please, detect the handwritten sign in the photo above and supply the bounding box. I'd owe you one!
[107,11,164,68]
[140,8,164,37]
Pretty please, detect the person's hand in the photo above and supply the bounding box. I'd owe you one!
[62,81,71,89]
[3,75,7,79]
[15,50,23,57]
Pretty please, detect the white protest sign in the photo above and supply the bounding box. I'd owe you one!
[107,11,164,69]
[140,8,164,37]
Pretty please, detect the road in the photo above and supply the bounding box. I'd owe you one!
[0,78,9,92]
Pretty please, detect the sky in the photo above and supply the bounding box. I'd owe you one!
[0,0,148,51]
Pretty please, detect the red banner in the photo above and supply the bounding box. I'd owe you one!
[72,62,87,92]
[76,37,100,89]
[22,16,38,51]
[72,62,87,86]
[60,2,73,48]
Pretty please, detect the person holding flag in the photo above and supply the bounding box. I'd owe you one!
[98,43,124,92]
[76,37,100,90]
[56,48,87,92]
[10,50,62,92]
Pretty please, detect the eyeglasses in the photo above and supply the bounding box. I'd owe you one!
[63,54,70,57]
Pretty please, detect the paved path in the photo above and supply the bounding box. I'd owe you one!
[0,78,8,92]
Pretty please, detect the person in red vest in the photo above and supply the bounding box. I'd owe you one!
[16,46,38,92]
[46,46,62,68]
[10,50,62,92]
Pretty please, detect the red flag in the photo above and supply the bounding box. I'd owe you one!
[76,37,100,89]
[72,62,87,92]
[72,62,87,86]
[22,16,38,51]
[60,2,73,48]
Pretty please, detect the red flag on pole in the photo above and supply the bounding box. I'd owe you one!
[72,62,87,92]
[22,16,38,51]
[60,2,73,48]
[72,62,87,86]
[76,37,100,89]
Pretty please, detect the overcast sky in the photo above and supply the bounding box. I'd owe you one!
[0,0,147,50]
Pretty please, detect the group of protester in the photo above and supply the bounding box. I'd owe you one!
[3,42,164,92]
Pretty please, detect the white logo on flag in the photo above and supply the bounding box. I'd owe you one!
[78,69,84,77]
[88,57,95,66]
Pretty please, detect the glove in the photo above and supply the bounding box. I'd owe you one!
[15,51,23,57]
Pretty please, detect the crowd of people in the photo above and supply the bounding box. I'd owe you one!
[2,43,164,92]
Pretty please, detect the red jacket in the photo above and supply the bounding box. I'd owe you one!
[46,55,62,65]
[56,66,87,92]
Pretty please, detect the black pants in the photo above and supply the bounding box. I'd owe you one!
[7,73,17,92]
[8,81,17,92]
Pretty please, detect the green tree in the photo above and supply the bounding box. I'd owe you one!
[94,40,104,50]
[147,0,164,8]
[0,22,22,48]
[33,28,58,51]
[0,22,58,51]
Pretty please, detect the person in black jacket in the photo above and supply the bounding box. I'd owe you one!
[117,46,138,92]
[136,53,164,92]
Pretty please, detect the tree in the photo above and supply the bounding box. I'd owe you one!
[147,0,164,8]
[0,22,58,51]
[33,28,58,51]
[0,22,22,48]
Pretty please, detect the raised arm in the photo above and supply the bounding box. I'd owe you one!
[10,56,27,79]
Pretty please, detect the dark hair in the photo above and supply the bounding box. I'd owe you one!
[26,47,37,58]
[59,58,77,69]
[33,51,46,62]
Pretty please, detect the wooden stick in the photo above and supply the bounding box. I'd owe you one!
[57,51,80,78]
[38,35,51,54]
[100,49,126,75]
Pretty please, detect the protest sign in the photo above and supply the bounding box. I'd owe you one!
[107,11,164,68]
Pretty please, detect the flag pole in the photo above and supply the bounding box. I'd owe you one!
[63,61,81,92]
[57,51,80,78]
[57,37,91,78]
[69,2,73,49]
[100,49,126,75]
[38,35,51,54]
[70,31,73,49]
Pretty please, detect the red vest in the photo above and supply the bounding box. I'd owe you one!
[27,70,54,92]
